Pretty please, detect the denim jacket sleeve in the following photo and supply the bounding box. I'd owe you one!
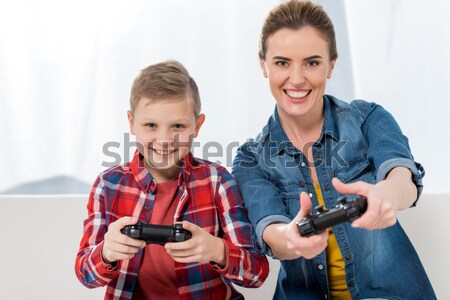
[232,142,292,257]
[353,100,425,203]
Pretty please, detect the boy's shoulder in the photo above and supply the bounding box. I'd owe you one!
[97,161,133,184]
[190,155,233,180]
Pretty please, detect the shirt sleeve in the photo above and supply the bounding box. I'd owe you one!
[360,102,425,203]
[231,143,292,258]
[74,175,120,288]
[212,167,269,287]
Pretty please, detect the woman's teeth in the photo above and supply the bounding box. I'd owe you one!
[286,90,310,99]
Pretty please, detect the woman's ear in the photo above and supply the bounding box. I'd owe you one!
[259,58,268,78]
[327,60,336,79]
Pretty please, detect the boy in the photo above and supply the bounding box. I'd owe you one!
[75,60,269,300]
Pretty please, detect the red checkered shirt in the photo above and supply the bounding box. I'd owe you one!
[75,150,269,300]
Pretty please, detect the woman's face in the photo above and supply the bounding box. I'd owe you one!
[260,26,336,120]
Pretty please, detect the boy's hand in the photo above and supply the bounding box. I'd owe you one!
[102,217,146,264]
[285,192,328,259]
[164,221,226,267]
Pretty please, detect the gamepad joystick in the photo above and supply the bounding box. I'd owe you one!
[121,222,192,245]
[297,196,368,237]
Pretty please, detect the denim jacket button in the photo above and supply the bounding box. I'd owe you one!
[308,193,313,198]
[299,181,305,188]
[301,161,306,167]
[317,264,324,270]
[345,254,352,260]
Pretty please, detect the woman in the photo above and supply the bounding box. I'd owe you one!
[232,1,436,299]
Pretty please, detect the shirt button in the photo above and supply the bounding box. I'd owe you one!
[345,254,352,260]
[348,281,355,287]
[324,185,329,191]
[324,295,328,299]
[317,264,324,270]
[144,205,152,211]
[150,181,155,186]
[309,193,313,198]
[316,153,321,159]
[299,181,305,188]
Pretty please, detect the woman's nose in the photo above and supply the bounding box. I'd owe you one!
[289,65,306,85]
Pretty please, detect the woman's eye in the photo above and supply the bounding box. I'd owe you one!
[306,60,320,67]
[275,61,289,67]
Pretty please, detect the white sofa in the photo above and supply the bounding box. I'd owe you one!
[0,194,447,299]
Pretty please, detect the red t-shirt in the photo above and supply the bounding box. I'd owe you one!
[132,178,180,300]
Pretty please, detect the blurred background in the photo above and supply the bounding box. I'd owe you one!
[1,1,449,299]
[1,0,449,195]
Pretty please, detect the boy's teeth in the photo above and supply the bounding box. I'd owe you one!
[155,149,173,155]
[286,90,309,99]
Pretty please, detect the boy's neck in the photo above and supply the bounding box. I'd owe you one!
[146,165,181,183]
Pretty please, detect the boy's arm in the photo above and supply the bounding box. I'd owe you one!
[212,168,269,288]
[74,175,121,288]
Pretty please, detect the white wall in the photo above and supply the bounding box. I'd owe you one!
[0,194,448,299]
[2,0,449,195]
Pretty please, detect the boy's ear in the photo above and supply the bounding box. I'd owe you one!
[127,111,135,135]
[259,58,268,78]
[194,114,205,138]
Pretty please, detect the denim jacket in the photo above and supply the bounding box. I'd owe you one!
[232,95,436,300]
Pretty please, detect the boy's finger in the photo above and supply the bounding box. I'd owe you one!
[180,221,197,233]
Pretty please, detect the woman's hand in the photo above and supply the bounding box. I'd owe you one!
[332,167,417,230]
[285,192,329,259]
[102,217,146,264]
[165,221,227,267]
[264,192,328,260]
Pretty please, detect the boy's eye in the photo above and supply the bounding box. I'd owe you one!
[173,124,186,129]
[145,123,157,128]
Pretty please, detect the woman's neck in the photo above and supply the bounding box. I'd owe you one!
[277,102,324,150]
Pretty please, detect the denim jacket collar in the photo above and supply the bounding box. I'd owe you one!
[261,95,340,157]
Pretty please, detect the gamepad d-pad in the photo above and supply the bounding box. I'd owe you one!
[297,196,368,237]
[121,222,192,245]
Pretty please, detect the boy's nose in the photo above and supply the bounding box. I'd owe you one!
[155,130,174,144]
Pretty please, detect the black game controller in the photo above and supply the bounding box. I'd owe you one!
[121,222,192,245]
[297,196,368,237]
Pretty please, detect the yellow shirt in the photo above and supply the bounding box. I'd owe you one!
[313,183,352,300]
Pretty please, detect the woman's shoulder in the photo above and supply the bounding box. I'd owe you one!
[326,94,382,119]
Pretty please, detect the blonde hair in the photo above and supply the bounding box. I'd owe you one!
[129,60,201,118]
[259,0,338,61]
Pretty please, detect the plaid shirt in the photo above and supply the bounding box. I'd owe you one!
[75,150,269,300]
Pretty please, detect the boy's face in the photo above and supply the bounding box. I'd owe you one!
[128,96,204,182]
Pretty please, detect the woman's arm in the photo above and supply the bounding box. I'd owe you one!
[333,167,417,230]
[263,192,328,260]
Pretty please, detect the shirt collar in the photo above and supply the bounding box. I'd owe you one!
[263,95,339,157]
[130,149,194,193]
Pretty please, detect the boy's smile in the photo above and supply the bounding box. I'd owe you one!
[128,96,205,182]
